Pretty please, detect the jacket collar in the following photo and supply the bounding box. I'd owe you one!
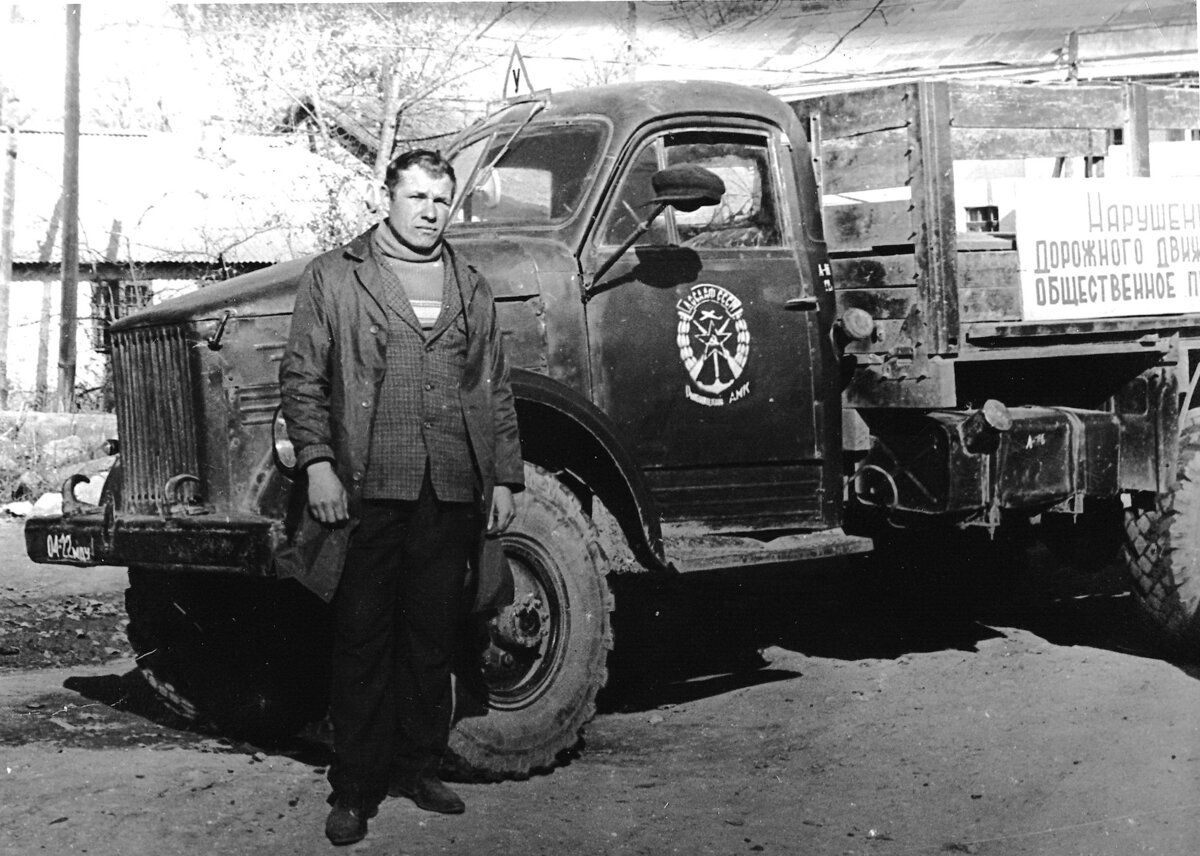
[347,226,388,323]
[346,224,480,338]
[342,227,374,263]
[443,241,479,314]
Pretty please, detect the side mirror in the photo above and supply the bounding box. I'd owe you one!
[584,165,726,301]
[649,164,725,212]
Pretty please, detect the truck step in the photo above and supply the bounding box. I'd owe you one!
[666,529,873,574]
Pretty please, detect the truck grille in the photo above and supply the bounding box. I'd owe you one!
[111,325,201,513]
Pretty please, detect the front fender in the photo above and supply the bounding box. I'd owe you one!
[512,369,666,572]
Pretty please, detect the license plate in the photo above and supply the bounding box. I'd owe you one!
[43,531,97,564]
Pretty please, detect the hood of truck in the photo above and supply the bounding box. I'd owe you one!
[110,256,313,331]
[110,235,575,332]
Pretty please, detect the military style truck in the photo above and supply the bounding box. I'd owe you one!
[25,78,1200,779]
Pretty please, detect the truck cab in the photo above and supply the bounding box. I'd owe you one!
[444,81,849,548]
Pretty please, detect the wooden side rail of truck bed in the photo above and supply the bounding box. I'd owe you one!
[795,81,1200,409]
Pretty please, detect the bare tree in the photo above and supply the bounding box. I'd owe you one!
[179,3,521,167]
[560,1,655,89]
[173,3,524,249]
[373,55,402,188]
[663,0,784,37]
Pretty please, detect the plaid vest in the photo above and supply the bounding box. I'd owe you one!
[362,254,475,502]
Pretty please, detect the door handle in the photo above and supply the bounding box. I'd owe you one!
[784,297,819,311]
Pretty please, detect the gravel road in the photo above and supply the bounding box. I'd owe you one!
[4,519,1200,855]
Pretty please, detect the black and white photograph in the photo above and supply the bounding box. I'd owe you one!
[1,1,1199,852]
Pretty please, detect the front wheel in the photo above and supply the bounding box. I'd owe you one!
[125,569,332,741]
[1123,410,1200,653]
[446,463,614,780]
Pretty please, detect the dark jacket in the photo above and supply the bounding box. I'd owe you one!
[275,225,524,605]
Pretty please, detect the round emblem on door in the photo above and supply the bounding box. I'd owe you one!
[675,283,751,406]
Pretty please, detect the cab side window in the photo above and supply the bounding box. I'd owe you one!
[667,131,781,249]
[602,144,668,246]
[600,129,783,248]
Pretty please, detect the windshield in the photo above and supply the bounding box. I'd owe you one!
[450,121,607,227]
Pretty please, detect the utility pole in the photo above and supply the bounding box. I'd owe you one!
[0,4,16,410]
[57,3,80,412]
[0,110,14,410]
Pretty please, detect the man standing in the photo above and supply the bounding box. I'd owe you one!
[279,150,524,845]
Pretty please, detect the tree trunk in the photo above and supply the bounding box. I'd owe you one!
[35,281,51,409]
[625,1,638,81]
[373,55,402,188]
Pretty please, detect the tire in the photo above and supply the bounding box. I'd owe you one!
[445,463,614,780]
[1123,409,1200,653]
[125,569,331,741]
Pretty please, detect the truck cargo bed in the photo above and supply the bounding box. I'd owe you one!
[796,80,1200,409]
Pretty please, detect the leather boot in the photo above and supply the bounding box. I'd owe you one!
[325,796,378,845]
[388,773,465,814]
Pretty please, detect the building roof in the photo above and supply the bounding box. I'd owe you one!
[7,0,1193,275]
[10,129,371,271]
[646,0,1197,97]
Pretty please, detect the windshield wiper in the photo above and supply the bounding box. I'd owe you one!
[448,97,548,223]
[445,91,550,154]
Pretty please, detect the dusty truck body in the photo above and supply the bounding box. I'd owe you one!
[796,80,1200,643]
[24,78,1200,778]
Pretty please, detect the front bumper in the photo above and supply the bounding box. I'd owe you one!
[25,512,282,574]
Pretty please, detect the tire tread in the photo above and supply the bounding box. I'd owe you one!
[445,464,614,780]
[1123,412,1200,651]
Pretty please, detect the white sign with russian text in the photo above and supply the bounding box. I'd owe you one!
[1015,178,1200,321]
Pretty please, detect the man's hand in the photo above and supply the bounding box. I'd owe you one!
[306,461,349,525]
[488,485,515,534]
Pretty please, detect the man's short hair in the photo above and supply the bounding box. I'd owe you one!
[385,150,456,193]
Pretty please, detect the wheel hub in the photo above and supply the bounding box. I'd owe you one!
[492,593,551,650]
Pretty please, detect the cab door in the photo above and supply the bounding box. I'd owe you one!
[583,124,826,530]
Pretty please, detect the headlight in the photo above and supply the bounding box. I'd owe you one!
[839,307,876,342]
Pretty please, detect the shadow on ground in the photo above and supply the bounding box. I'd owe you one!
[600,530,1176,714]
[42,528,1186,761]
[59,668,334,764]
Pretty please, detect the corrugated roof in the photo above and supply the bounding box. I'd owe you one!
[10,130,372,267]
[8,0,1193,271]
[646,0,1196,95]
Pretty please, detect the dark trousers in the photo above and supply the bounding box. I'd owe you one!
[327,477,479,804]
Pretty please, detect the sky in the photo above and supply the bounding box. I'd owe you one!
[1,3,654,134]
[4,1,1195,134]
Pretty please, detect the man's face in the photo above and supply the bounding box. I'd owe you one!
[386,167,455,252]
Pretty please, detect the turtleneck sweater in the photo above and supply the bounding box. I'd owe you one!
[372,219,444,329]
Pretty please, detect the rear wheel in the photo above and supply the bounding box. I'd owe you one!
[1123,410,1200,653]
[124,569,331,741]
[446,464,614,780]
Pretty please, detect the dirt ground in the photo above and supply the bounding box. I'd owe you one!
[4,517,1200,856]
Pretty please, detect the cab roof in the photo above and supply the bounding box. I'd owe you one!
[506,80,799,137]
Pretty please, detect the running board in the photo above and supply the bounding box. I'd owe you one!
[666,529,874,574]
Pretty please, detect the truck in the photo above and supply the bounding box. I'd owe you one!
[25,77,1200,780]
